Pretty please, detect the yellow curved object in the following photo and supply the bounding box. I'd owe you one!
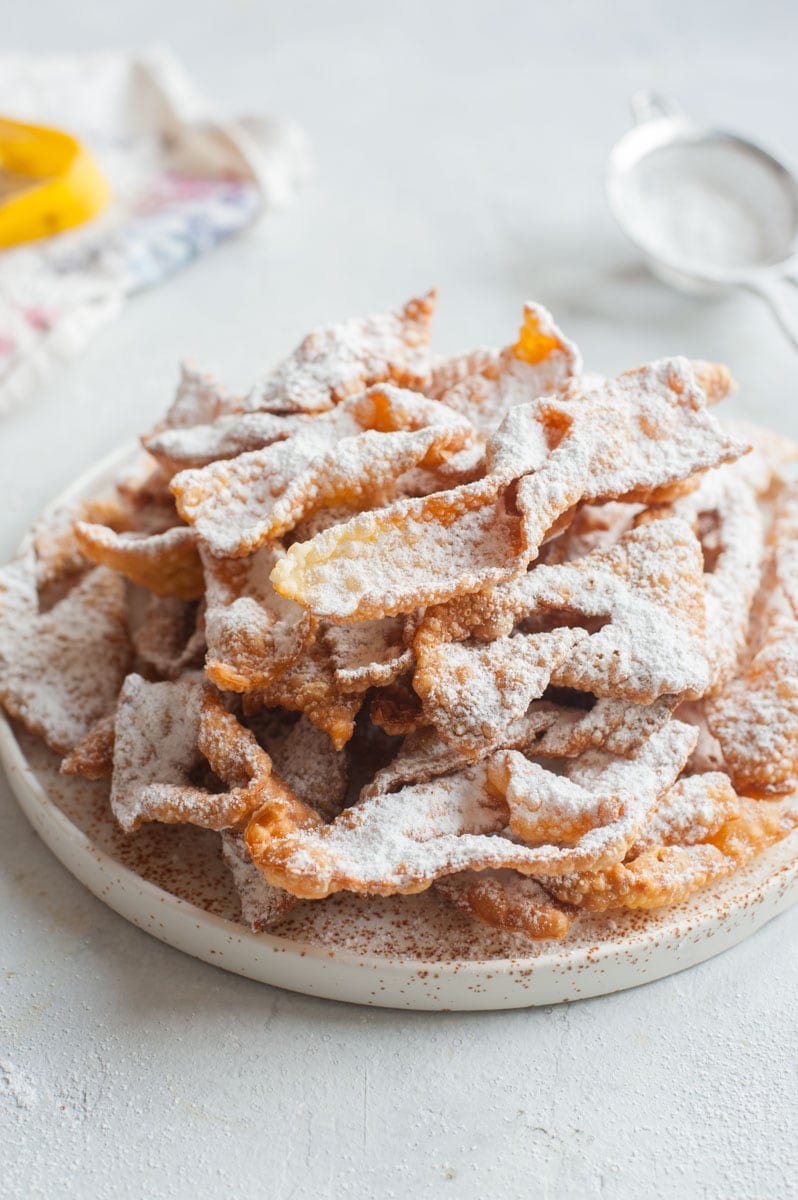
[0,117,110,249]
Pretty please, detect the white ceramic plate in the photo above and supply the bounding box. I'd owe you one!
[1,445,797,1011]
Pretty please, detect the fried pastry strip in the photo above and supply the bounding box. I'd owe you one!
[221,831,299,930]
[362,702,566,799]
[643,456,768,692]
[431,302,580,433]
[537,697,678,759]
[243,635,363,750]
[369,677,425,735]
[412,627,587,755]
[0,556,130,754]
[435,871,573,939]
[706,481,798,795]
[145,410,311,474]
[75,523,204,600]
[33,496,132,591]
[546,781,796,912]
[322,616,416,693]
[110,675,212,832]
[201,542,313,692]
[133,595,206,680]
[248,711,349,822]
[489,720,696,856]
[160,361,240,430]
[244,291,436,414]
[220,711,351,928]
[60,712,116,779]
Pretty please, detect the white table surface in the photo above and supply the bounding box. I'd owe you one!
[2,2,797,1197]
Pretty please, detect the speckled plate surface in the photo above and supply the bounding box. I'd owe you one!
[2,445,798,1011]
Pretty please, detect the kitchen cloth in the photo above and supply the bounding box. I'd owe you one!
[0,48,309,414]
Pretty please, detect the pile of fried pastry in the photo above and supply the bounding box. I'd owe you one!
[2,291,797,941]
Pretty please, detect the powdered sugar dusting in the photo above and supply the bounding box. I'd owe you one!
[323,616,414,692]
[160,361,239,429]
[272,357,745,622]
[706,480,798,795]
[243,292,436,413]
[201,541,312,691]
[0,556,130,754]
[110,674,209,833]
[246,722,696,897]
[221,831,298,930]
[252,711,348,822]
[435,301,581,434]
[173,385,472,557]
[132,595,206,680]
[414,519,710,753]
[630,773,740,854]
[145,410,311,472]
[668,454,767,690]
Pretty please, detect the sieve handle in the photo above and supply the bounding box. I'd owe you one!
[743,277,798,353]
[630,91,686,126]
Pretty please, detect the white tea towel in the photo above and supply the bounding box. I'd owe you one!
[0,49,309,414]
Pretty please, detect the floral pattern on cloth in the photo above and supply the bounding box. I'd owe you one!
[0,50,307,413]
